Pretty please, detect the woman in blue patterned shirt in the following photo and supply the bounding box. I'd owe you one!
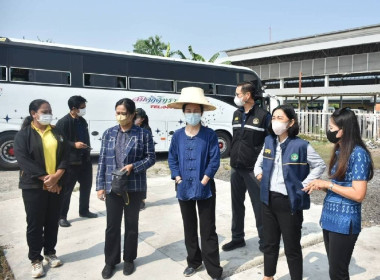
[303,108,374,280]
[168,87,223,280]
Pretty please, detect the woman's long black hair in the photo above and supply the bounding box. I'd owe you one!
[328,108,374,181]
[21,99,50,129]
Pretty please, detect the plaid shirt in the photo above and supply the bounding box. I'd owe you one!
[96,125,156,193]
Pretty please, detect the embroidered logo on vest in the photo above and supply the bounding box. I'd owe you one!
[290,153,299,161]
[253,118,259,125]
[264,149,271,156]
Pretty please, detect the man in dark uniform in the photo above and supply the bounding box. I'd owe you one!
[56,96,97,227]
[222,81,270,252]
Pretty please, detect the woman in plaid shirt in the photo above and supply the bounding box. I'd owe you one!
[96,98,155,279]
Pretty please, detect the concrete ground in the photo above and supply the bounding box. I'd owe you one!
[0,177,379,280]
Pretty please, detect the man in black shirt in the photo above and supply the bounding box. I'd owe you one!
[222,81,270,252]
[56,96,97,227]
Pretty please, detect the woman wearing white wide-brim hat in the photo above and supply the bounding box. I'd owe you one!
[168,87,223,280]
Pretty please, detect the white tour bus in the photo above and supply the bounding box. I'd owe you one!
[0,37,269,169]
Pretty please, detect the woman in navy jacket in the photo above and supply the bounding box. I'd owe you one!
[254,105,325,280]
[14,99,68,278]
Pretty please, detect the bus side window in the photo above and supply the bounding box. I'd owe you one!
[10,68,30,82]
[0,66,6,81]
[117,77,126,88]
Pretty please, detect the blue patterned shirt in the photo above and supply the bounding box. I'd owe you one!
[168,126,220,201]
[320,146,371,234]
[96,125,156,193]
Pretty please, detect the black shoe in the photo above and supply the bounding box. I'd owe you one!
[222,239,246,251]
[79,211,98,218]
[140,201,146,211]
[101,264,114,279]
[58,218,71,227]
[183,265,202,277]
[123,261,135,275]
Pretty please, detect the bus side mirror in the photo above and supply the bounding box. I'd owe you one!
[169,131,174,135]
[91,131,99,136]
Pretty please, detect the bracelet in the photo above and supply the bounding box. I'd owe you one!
[329,182,334,191]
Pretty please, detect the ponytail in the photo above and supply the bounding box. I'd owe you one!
[21,116,33,130]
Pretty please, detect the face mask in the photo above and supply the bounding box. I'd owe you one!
[37,114,53,125]
[185,113,201,126]
[326,129,340,144]
[116,114,131,126]
[234,96,245,107]
[271,120,289,136]
[77,108,86,117]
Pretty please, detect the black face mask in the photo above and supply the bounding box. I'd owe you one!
[326,129,340,144]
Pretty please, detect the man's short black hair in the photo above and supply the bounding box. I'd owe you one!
[68,95,87,110]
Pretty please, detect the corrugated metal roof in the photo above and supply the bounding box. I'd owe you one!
[221,24,380,62]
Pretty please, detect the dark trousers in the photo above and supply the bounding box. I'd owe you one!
[60,161,92,218]
[22,188,62,262]
[178,180,223,279]
[230,168,263,244]
[262,192,303,280]
[323,229,358,280]
[104,191,144,265]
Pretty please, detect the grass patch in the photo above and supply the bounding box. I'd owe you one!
[308,139,380,169]
[0,246,14,280]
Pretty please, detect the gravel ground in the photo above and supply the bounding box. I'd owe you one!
[1,153,379,227]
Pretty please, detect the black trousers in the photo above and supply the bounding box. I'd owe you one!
[323,229,359,280]
[230,168,263,244]
[104,191,144,265]
[178,180,223,279]
[60,161,93,218]
[22,188,62,262]
[262,192,303,280]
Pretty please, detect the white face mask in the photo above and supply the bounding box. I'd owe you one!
[271,121,289,136]
[77,108,86,117]
[37,114,53,125]
[234,96,245,107]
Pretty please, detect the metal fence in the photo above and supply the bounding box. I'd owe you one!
[297,110,380,141]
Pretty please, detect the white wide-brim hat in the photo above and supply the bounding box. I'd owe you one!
[167,87,216,111]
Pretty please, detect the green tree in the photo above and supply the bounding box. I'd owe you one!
[175,45,231,64]
[133,35,169,56]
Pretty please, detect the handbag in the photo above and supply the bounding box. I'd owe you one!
[111,169,129,205]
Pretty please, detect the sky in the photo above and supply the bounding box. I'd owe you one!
[1,0,380,60]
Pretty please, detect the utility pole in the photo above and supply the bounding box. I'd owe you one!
[269,26,272,42]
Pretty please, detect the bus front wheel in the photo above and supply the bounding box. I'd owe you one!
[0,132,18,170]
[216,131,231,158]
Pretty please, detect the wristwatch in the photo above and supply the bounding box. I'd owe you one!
[329,182,334,191]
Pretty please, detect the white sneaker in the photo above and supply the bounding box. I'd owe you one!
[31,261,45,278]
[43,254,63,268]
